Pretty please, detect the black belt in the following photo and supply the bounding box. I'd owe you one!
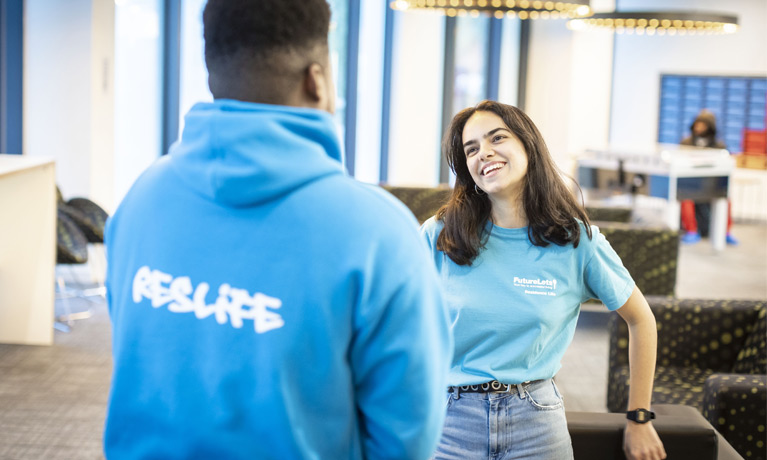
[448,379,544,394]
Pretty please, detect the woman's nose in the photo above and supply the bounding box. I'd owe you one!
[479,144,495,160]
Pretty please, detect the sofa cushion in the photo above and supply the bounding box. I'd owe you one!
[610,365,715,412]
[56,208,89,265]
[732,306,767,375]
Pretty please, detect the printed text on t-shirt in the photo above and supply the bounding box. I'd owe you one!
[514,276,558,296]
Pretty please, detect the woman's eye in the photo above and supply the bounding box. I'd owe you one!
[493,135,505,142]
[465,148,477,156]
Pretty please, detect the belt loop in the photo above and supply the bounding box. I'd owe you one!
[452,386,461,400]
[516,383,526,399]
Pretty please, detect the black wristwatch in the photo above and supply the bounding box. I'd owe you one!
[626,408,656,423]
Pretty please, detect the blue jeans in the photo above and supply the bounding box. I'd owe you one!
[433,379,574,460]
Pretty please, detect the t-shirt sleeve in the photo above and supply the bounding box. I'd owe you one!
[582,227,635,311]
[418,217,445,268]
[419,217,438,251]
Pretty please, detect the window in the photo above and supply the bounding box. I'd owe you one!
[114,0,163,201]
[451,15,490,115]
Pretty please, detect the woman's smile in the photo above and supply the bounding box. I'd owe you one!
[481,161,506,177]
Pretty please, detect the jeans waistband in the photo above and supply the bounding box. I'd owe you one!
[447,379,545,395]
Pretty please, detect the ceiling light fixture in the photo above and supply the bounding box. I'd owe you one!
[390,0,592,19]
[567,11,738,35]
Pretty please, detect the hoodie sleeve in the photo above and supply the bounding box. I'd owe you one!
[349,224,452,460]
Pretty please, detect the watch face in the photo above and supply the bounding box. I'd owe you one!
[628,409,654,423]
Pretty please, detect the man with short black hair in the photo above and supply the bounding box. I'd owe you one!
[103,1,451,458]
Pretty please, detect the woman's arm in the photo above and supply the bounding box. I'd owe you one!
[615,286,667,460]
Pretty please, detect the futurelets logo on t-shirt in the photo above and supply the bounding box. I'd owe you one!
[513,276,558,297]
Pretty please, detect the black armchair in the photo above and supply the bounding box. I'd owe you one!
[608,297,766,460]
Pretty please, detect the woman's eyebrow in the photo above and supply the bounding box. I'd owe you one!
[463,127,510,149]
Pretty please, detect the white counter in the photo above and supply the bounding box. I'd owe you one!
[0,154,56,345]
[578,144,735,251]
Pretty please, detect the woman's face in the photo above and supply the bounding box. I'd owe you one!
[692,121,709,137]
[462,111,528,201]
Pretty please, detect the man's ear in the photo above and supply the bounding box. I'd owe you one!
[303,62,334,114]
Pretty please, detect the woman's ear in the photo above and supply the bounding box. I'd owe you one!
[303,62,335,114]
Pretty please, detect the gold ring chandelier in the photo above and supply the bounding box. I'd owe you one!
[389,0,593,20]
[567,11,738,35]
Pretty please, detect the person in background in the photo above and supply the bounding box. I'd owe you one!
[102,1,451,458]
[421,100,666,460]
[679,109,738,245]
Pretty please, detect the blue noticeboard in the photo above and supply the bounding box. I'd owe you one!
[658,74,767,154]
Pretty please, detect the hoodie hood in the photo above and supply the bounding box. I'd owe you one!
[168,99,345,207]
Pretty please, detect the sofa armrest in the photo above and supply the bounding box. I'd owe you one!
[567,404,742,460]
[702,373,767,460]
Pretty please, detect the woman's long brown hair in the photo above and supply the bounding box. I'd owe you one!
[436,100,591,266]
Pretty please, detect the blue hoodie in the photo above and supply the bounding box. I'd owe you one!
[104,100,452,460]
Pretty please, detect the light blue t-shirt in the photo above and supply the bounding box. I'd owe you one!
[420,217,634,386]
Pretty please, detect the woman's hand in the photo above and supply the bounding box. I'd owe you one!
[623,422,667,460]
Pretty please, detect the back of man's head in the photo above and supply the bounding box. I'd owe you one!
[203,0,332,108]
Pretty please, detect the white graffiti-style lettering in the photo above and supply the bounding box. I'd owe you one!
[132,266,284,334]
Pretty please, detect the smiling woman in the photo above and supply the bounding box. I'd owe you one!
[420,100,668,460]
[437,100,590,264]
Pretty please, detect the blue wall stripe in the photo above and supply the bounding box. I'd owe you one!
[439,17,457,184]
[517,19,530,111]
[0,0,23,155]
[344,0,361,176]
[379,3,395,183]
[486,17,502,102]
[161,0,181,155]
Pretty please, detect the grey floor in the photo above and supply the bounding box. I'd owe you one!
[0,223,765,459]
